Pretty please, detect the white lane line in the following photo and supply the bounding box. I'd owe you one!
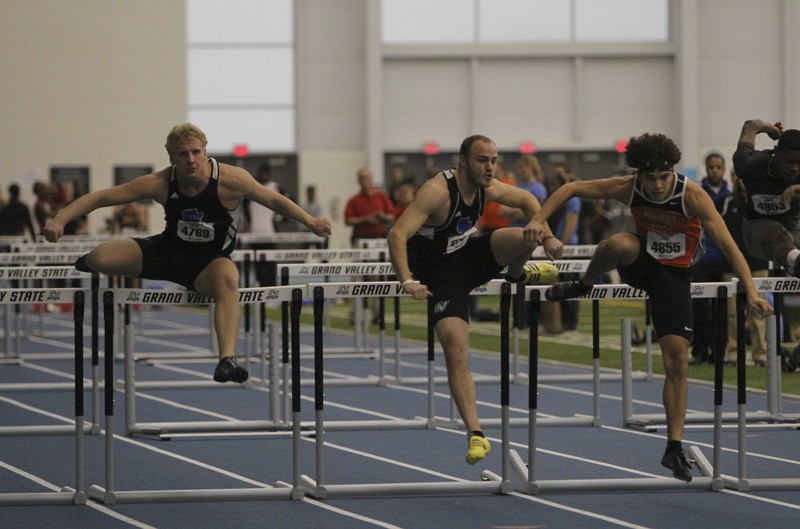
[0,397,408,529]
[0,460,160,529]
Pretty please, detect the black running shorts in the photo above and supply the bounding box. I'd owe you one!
[134,234,232,290]
[409,234,503,325]
[617,245,693,341]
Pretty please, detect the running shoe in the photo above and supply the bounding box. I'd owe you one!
[465,433,491,465]
[661,448,693,482]
[507,263,559,285]
[213,356,249,383]
[544,280,592,301]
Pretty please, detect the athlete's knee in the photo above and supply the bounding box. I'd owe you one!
[75,253,93,273]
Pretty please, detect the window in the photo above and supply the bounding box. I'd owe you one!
[186,0,295,153]
[381,0,669,43]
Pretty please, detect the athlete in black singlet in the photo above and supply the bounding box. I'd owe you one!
[44,123,332,383]
[389,135,563,465]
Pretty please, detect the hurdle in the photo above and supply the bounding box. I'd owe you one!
[114,285,300,436]
[0,252,87,354]
[512,258,653,385]
[277,261,427,386]
[88,288,306,504]
[258,247,389,351]
[508,286,723,493]
[0,288,87,505]
[300,282,514,498]
[0,265,90,364]
[723,277,800,492]
[621,282,776,429]
[236,231,328,248]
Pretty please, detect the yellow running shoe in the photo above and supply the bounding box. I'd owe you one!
[465,433,491,465]
[521,262,559,285]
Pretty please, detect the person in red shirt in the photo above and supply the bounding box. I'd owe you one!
[344,167,395,246]
[478,163,515,234]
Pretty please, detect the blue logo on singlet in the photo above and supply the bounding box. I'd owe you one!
[182,208,204,222]
[456,217,472,234]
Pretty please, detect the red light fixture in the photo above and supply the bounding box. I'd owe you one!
[423,141,440,155]
[519,141,536,154]
[233,144,249,157]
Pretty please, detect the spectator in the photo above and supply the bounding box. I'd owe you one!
[344,167,395,246]
[0,183,37,240]
[689,153,732,365]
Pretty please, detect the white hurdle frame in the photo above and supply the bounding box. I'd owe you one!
[724,277,800,492]
[509,285,725,494]
[1,265,86,360]
[620,282,776,429]
[111,285,299,437]
[513,258,654,384]
[0,287,88,505]
[278,261,421,387]
[88,287,306,504]
[300,281,515,498]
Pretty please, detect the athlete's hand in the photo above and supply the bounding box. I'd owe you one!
[748,296,773,318]
[542,236,563,261]
[781,185,800,202]
[401,280,431,300]
[309,217,332,237]
[525,220,546,242]
[42,219,65,243]
[765,121,784,140]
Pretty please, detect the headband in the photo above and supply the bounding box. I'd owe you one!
[639,160,673,173]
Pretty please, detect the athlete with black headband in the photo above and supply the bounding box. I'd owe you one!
[527,132,772,482]
[733,119,800,276]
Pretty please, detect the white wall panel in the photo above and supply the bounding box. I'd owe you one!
[478,0,570,42]
[473,59,574,148]
[189,109,295,153]
[187,0,293,44]
[382,60,471,150]
[697,0,784,153]
[188,48,294,105]
[381,0,474,43]
[575,0,668,42]
[582,57,676,144]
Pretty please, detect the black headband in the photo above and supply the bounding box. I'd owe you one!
[639,160,673,173]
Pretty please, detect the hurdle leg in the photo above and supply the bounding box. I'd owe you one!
[621,318,634,425]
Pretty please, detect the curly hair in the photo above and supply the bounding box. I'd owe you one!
[164,123,208,155]
[625,133,681,173]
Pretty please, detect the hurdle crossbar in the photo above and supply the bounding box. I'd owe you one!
[88,288,305,504]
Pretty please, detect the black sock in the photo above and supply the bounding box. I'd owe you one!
[666,440,682,453]
[74,254,93,273]
[470,430,485,438]
[504,272,524,283]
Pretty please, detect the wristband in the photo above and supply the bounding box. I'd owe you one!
[401,279,414,287]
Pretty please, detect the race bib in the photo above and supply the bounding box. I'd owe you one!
[177,220,215,242]
[445,226,477,254]
[751,194,789,215]
[646,231,685,260]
